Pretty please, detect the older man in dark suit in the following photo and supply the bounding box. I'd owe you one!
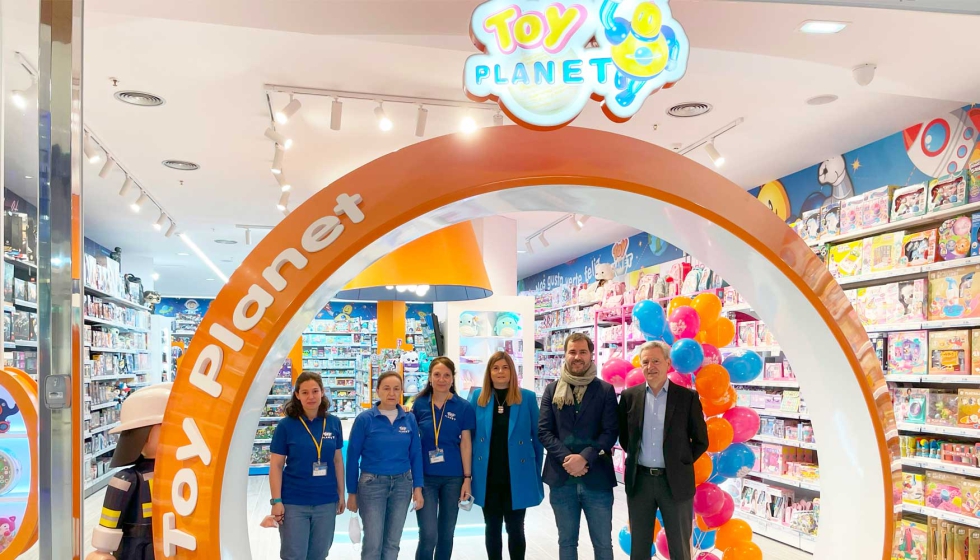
[618,340,709,560]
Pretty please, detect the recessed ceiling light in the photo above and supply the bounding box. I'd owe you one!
[162,160,199,171]
[214,239,237,245]
[666,102,712,118]
[177,252,190,256]
[207,278,216,281]
[517,249,527,254]
[798,20,848,34]
[24,176,32,179]
[151,272,160,281]
[806,94,839,106]
[114,90,165,107]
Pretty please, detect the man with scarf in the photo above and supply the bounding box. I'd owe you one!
[538,333,620,560]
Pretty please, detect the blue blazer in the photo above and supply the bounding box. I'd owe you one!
[469,388,544,510]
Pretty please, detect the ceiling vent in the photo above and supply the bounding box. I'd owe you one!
[162,160,199,171]
[114,91,165,107]
[666,102,712,118]
[214,239,237,245]
[806,94,839,106]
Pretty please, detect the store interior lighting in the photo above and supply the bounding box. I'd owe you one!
[460,115,477,135]
[375,103,393,132]
[705,141,726,168]
[275,172,291,192]
[11,91,27,110]
[118,176,134,197]
[264,127,293,150]
[271,146,284,175]
[98,157,116,179]
[277,191,290,211]
[798,20,848,34]
[83,134,102,164]
[179,233,230,283]
[165,222,178,238]
[153,211,168,231]
[274,95,302,124]
[494,111,504,127]
[539,232,549,247]
[330,98,343,131]
[388,284,431,297]
[525,240,534,254]
[130,191,147,213]
[245,228,252,246]
[415,106,428,137]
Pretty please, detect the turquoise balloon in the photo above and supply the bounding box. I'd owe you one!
[670,338,704,373]
[723,350,763,383]
[633,300,667,339]
[694,527,717,550]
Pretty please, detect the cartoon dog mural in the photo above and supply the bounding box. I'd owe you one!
[817,155,855,202]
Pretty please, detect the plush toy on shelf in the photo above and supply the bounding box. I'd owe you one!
[401,351,420,373]
[87,383,173,560]
[459,312,481,337]
[589,263,616,304]
[493,312,521,337]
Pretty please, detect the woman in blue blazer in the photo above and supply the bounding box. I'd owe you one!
[469,350,544,560]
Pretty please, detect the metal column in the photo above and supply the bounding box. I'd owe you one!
[37,0,84,558]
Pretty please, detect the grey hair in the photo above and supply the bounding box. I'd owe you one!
[637,340,672,361]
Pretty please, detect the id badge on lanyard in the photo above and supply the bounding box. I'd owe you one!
[431,399,449,464]
[312,462,328,477]
[302,417,328,477]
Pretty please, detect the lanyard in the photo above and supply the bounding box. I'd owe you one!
[300,416,327,463]
[431,397,448,448]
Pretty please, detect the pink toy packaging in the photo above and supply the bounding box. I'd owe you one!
[839,194,866,234]
[737,321,757,347]
[756,322,775,346]
[927,263,980,320]
[925,471,964,512]
[889,280,926,323]
[862,185,896,229]
[891,183,928,222]
[929,172,969,213]
[970,159,980,203]
[929,329,972,376]
[888,331,927,376]
[900,229,939,267]
[763,362,783,380]
[939,214,973,261]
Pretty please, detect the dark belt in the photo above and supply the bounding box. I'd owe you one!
[638,465,666,476]
[121,523,154,538]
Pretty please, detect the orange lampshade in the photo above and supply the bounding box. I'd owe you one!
[337,222,493,302]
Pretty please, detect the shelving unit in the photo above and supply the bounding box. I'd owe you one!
[532,299,600,396]
[302,326,376,417]
[250,371,294,476]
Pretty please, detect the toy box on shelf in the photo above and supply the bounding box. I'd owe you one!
[928,263,980,320]
[249,359,293,475]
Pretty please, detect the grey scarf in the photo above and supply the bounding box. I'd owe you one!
[554,361,597,409]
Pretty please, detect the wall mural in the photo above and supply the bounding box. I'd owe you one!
[156,298,433,322]
[520,104,979,288]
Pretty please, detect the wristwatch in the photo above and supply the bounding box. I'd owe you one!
[270,498,282,505]
[463,475,472,479]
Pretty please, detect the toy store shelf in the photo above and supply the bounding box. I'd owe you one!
[897,423,980,438]
[903,503,980,528]
[13,340,37,348]
[809,201,980,247]
[88,374,136,382]
[885,374,980,385]
[460,335,522,340]
[84,315,149,333]
[722,303,753,314]
[902,457,980,479]
[89,422,120,436]
[755,409,810,420]
[85,468,122,497]
[732,510,817,553]
[4,256,37,271]
[534,301,599,317]
[538,323,595,333]
[14,299,36,310]
[724,345,781,354]
[274,378,292,383]
[537,351,564,356]
[735,379,799,389]
[751,434,817,450]
[84,285,152,312]
[89,347,149,355]
[89,401,118,411]
[2,342,13,350]
[253,439,272,445]
[85,444,118,461]
[249,464,270,476]
[745,471,820,492]
[267,394,290,400]
[260,417,283,422]
[172,331,196,337]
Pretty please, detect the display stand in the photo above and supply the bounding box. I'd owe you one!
[2,258,39,378]
[533,298,599,397]
[0,368,39,558]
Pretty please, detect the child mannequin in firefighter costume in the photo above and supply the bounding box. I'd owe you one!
[86,382,172,560]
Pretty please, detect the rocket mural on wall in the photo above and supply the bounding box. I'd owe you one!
[903,106,980,177]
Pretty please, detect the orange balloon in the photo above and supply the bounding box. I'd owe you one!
[701,390,736,417]
[694,364,730,400]
[667,296,692,318]
[692,293,723,327]
[631,353,642,368]
[695,515,711,532]
[653,519,662,538]
[722,540,762,560]
[694,454,713,486]
[706,417,734,452]
[696,330,708,344]
[705,317,736,348]
[727,386,737,402]
[715,519,754,552]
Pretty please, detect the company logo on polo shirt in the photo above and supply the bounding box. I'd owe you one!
[446,412,457,421]
[322,432,335,439]
[399,426,411,434]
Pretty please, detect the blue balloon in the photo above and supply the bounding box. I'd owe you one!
[709,472,728,484]
[670,338,704,373]
[715,443,756,478]
[633,300,667,340]
[723,350,764,383]
[693,527,717,550]
[618,527,631,555]
[657,509,664,526]
[661,324,675,345]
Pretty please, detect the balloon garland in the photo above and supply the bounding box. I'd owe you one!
[613,292,764,560]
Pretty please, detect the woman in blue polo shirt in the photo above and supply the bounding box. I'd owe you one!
[347,371,425,560]
[411,357,476,560]
[269,371,345,560]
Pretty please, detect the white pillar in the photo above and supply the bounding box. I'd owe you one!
[471,216,517,296]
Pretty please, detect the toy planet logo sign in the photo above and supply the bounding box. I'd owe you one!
[464,0,689,129]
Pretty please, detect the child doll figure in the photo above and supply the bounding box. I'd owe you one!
[87,383,173,560]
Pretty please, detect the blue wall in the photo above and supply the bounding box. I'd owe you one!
[155,297,434,322]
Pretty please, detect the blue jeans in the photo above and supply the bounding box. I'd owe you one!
[357,471,414,560]
[549,483,614,560]
[278,503,337,560]
[415,475,463,560]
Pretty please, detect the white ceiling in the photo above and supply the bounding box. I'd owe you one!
[2,0,979,297]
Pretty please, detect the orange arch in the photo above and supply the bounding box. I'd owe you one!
[0,368,39,559]
[153,126,897,559]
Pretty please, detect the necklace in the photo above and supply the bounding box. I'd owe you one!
[492,390,505,414]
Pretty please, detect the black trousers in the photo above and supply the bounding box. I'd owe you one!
[482,507,526,560]
[626,471,693,560]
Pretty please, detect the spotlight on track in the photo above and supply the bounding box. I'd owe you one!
[277,191,290,211]
[415,105,428,138]
[525,240,534,254]
[165,222,177,238]
[245,228,252,246]
[119,176,134,197]
[153,211,167,231]
[704,141,725,168]
[130,191,147,213]
[493,111,504,127]
[274,95,301,124]
[539,233,549,248]
[275,172,291,192]
[375,103,393,132]
[83,134,102,164]
[264,127,293,150]
[98,157,116,179]
[460,115,477,135]
[271,146,284,175]
[330,98,343,131]
[11,91,27,110]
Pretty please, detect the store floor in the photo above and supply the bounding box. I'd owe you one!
[21,478,810,559]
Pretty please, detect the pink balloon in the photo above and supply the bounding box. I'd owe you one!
[693,483,724,518]
[669,306,701,339]
[602,358,632,387]
[667,369,693,389]
[702,492,735,528]
[696,553,721,560]
[625,368,646,388]
[723,406,761,444]
[701,344,722,367]
[655,530,670,560]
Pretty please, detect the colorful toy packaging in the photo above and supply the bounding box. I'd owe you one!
[940,214,974,261]
[799,209,822,243]
[864,231,906,273]
[958,389,980,428]
[820,202,840,238]
[894,519,927,560]
[900,229,939,267]
[928,263,980,320]
[903,473,926,506]
[929,172,969,213]
[928,390,959,426]
[828,240,864,278]
[907,389,928,424]
[863,185,895,229]
[970,159,980,204]
[973,330,980,375]
[888,331,927,376]
[891,183,928,222]
[929,330,971,375]
[839,194,865,234]
[737,321,757,347]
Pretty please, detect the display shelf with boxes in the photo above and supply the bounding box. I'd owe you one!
[250,360,294,476]
[303,316,378,413]
[732,478,819,552]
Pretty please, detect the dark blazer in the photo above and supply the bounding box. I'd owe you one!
[617,381,709,501]
[538,378,620,490]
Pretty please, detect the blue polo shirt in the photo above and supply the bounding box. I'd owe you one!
[412,394,477,477]
[346,405,424,494]
[270,414,344,506]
